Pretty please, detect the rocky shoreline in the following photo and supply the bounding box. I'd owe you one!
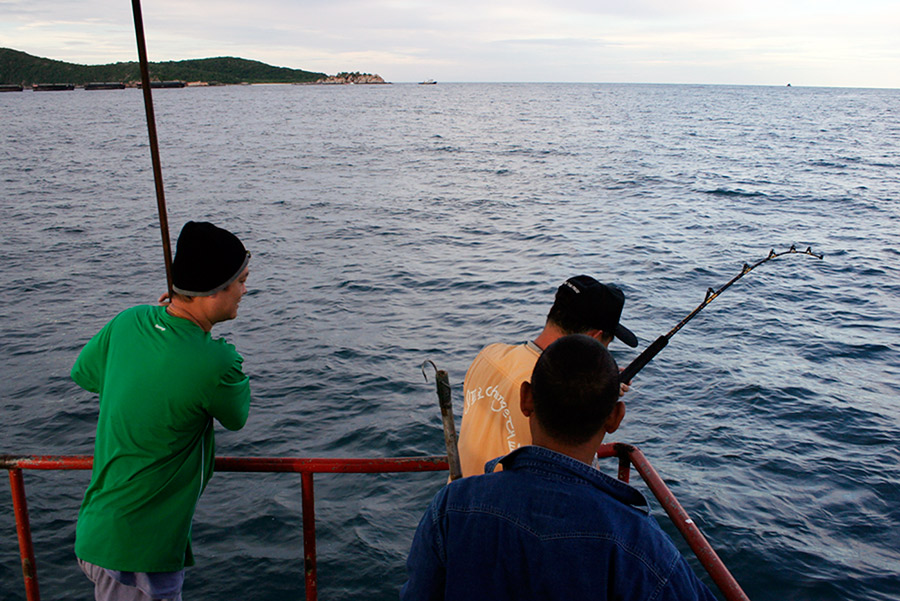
[312,72,388,84]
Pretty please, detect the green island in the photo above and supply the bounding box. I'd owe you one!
[0,48,386,87]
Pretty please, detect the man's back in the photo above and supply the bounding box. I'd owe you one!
[72,304,251,572]
[458,341,541,476]
[402,445,717,601]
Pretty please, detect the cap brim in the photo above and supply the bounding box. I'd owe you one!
[616,324,638,348]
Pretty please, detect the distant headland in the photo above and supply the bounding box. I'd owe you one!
[0,48,388,87]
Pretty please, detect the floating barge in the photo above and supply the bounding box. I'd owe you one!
[32,83,75,92]
[84,82,126,90]
[0,84,23,92]
[136,80,187,89]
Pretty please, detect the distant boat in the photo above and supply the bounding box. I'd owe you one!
[419,79,437,85]
[0,84,23,92]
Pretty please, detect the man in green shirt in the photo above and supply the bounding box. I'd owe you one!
[72,221,251,601]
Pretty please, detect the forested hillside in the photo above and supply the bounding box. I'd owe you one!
[0,48,326,85]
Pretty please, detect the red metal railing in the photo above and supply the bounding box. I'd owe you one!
[3,445,748,601]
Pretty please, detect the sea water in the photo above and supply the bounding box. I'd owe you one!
[1,82,899,600]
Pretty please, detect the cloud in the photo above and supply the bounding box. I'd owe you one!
[1,0,898,86]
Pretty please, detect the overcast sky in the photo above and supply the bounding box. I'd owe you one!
[2,0,899,87]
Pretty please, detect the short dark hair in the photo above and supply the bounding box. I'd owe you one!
[530,334,620,446]
[546,288,592,334]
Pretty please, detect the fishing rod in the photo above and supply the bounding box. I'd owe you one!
[131,0,174,296]
[619,245,823,384]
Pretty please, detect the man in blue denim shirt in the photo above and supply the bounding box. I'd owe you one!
[401,334,717,601]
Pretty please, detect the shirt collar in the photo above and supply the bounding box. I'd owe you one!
[489,445,650,513]
[524,340,542,354]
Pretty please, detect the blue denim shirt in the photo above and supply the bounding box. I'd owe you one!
[401,446,718,601]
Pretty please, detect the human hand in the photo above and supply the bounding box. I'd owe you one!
[619,369,631,397]
[158,292,171,305]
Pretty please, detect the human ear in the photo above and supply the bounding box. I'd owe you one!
[520,381,534,417]
[585,329,613,347]
[604,401,626,434]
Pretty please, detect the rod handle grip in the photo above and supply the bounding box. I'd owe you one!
[620,335,669,383]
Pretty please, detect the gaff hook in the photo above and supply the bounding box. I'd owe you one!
[421,360,462,480]
[421,360,437,382]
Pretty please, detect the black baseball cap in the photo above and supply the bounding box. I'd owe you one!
[558,275,638,347]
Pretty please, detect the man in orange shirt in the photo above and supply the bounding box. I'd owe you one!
[457,275,637,477]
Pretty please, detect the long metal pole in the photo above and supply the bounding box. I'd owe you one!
[131,0,174,296]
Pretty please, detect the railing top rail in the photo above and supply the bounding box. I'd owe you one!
[2,447,624,473]
[1,455,450,474]
[1,455,93,470]
[215,456,450,473]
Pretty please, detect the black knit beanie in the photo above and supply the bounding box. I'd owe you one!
[171,221,249,296]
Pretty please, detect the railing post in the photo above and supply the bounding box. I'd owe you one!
[627,447,750,601]
[614,444,632,483]
[301,472,317,601]
[9,468,40,601]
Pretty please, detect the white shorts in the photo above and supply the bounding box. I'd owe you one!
[78,558,184,601]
